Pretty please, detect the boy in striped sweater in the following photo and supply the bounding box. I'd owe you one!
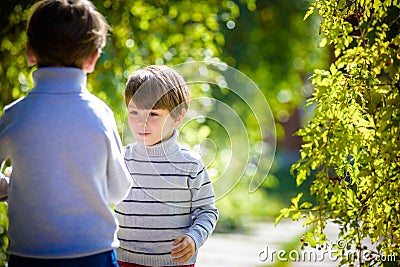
[115,65,218,267]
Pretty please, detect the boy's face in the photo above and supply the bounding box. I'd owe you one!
[127,102,183,146]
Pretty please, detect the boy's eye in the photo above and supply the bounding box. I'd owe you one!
[129,110,138,115]
[149,112,159,117]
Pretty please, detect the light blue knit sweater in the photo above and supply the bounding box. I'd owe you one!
[115,130,218,266]
[0,68,132,258]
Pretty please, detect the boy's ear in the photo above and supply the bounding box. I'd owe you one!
[172,109,187,128]
[26,43,37,66]
[82,49,101,73]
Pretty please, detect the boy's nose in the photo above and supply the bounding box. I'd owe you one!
[137,115,147,125]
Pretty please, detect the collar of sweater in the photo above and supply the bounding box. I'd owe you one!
[30,67,87,94]
[133,129,180,157]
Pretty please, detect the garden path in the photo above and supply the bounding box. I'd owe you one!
[196,220,339,267]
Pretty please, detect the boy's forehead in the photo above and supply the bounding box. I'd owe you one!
[127,102,167,112]
[127,102,138,109]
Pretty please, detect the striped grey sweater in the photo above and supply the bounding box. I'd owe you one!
[115,130,218,266]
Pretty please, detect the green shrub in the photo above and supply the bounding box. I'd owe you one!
[277,1,400,266]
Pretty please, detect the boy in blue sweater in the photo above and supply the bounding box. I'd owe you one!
[115,65,219,267]
[0,0,132,266]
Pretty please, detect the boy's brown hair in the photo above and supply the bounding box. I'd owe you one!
[27,0,109,68]
[125,65,190,118]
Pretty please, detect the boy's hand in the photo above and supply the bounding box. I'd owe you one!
[171,235,196,263]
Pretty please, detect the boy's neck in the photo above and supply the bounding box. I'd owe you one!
[135,130,179,157]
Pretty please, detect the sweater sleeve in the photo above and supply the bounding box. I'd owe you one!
[186,162,219,251]
[105,109,133,205]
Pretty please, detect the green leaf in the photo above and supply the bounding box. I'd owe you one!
[290,193,304,208]
[291,211,302,221]
[303,5,315,20]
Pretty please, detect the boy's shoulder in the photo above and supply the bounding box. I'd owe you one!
[3,97,25,112]
[176,142,207,173]
[177,142,202,163]
[1,97,27,120]
[85,93,113,113]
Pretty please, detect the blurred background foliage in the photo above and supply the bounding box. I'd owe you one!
[0,0,328,262]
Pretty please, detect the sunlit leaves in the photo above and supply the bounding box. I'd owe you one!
[277,0,400,265]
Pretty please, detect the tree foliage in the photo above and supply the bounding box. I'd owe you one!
[277,0,400,266]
